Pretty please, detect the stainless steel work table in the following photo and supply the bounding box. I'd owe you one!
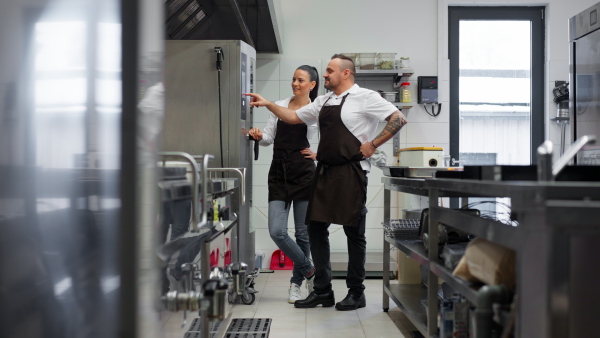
[381,176,600,338]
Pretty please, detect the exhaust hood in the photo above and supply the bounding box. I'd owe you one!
[165,0,282,53]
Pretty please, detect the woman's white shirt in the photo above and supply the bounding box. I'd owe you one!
[259,97,318,146]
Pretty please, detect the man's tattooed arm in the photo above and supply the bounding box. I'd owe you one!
[371,111,407,147]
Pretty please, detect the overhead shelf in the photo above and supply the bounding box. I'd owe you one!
[393,102,415,109]
[355,68,414,77]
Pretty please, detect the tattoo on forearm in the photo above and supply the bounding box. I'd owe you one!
[373,113,407,144]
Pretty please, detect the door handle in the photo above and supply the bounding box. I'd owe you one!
[248,134,259,160]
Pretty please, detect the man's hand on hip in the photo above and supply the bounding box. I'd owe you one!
[360,142,377,159]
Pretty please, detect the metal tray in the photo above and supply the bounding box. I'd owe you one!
[382,166,462,178]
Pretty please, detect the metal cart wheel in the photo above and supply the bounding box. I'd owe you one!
[241,292,255,305]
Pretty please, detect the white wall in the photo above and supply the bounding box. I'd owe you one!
[252,0,599,264]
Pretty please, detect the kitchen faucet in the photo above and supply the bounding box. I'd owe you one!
[537,135,596,181]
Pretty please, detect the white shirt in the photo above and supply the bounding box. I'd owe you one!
[296,84,400,171]
[260,97,318,146]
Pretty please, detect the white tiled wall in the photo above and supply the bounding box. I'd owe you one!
[252,0,600,262]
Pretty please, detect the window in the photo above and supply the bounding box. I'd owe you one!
[449,7,545,166]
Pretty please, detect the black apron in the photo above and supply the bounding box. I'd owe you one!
[306,94,367,227]
[267,119,316,207]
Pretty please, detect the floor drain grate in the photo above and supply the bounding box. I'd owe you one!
[185,318,272,338]
[228,318,272,333]
[187,318,222,333]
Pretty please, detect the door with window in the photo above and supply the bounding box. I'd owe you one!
[449,6,545,167]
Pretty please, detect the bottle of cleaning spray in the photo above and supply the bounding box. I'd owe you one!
[213,200,219,222]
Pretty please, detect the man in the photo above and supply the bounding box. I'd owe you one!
[245,54,407,311]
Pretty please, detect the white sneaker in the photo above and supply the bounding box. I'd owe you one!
[306,277,314,294]
[288,283,302,304]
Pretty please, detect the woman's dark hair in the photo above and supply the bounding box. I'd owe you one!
[296,65,320,101]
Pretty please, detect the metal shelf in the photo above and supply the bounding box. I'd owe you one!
[383,175,600,337]
[385,237,429,265]
[382,177,429,196]
[384,284,428,337]
[429,206,519,250]
[393,102,415,109]
[429,261,480,304]
[355,68,414,77]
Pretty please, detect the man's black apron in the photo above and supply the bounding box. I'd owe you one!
[306,94,367,227]
[267,119,315,207]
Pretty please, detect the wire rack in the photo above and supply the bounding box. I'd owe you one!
[382,219,421,240]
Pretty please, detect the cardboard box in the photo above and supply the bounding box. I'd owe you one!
[395,250,421,284]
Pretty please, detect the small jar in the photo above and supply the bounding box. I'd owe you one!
[400,82,412,103]
[400,56,410,69]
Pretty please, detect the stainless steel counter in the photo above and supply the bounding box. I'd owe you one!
[381,176,600,337]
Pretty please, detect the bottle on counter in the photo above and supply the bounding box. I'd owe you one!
[400,82,412,103]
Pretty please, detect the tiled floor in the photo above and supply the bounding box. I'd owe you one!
[162,270,418,338]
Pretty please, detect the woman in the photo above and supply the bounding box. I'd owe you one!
[249,65,319,303]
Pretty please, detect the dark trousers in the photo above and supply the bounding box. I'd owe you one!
[308,172,368,297]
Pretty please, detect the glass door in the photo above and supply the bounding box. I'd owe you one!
[449,7,545,166]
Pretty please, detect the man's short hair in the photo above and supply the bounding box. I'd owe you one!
[331,54,356,75]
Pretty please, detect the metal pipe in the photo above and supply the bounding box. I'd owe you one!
[199,154,214,231]
[473,285,512,338]
[560,123,567,155]
[552,134,596,179]
[537,140,553,181]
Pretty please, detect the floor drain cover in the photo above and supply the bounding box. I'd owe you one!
[187,318,222,333]
[185,318,272,338]
[227,318,272,333]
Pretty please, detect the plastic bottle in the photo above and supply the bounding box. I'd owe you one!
[400,82,412,103]
[213,200,219,221]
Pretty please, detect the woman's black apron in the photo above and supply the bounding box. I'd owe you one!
[267,119,316,208]
[306,94,367,227]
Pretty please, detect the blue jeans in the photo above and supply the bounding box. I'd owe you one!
[268,200,313,285]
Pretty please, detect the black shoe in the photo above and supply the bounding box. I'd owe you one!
[335,293,366,311]
[294,290,335,308]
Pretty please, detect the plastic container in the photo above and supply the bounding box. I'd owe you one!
[255,251,265,270]
[378,53,397,69]
[400,56,411,69]
[400,82,412,103]
[381,91,398,102]
[359,52,377,69]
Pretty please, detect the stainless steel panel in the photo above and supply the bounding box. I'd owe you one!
[0,0,164,337]
[163,40,256,270]
[571,25,600,165]
[569,2,600,41]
